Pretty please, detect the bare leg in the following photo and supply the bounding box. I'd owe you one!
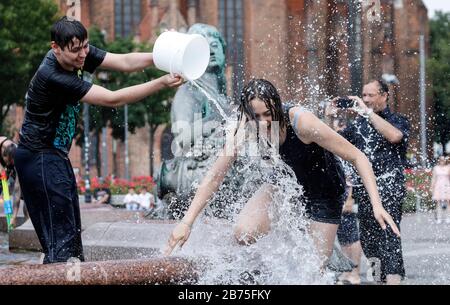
[309,221,339,269]
[339,241,362,284]
[445,201,450,223]
[386,274,401,285]
[233,184,274,245]
[436,200,444,223]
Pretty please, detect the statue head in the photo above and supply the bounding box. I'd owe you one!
[188,23,226,72]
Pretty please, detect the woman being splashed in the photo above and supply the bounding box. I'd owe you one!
[165,78,399,269]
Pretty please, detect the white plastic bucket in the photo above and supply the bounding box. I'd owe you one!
[153,31,210,81]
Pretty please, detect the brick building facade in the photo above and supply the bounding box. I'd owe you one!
[11,0,432,179]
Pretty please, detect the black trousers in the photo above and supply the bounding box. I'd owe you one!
[14,146,84,264]
[337,212,360,246]
[356,194,405,281]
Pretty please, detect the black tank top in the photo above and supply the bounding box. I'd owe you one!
[279,106,346,202]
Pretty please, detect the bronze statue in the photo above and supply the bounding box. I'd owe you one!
[158,24,237,218]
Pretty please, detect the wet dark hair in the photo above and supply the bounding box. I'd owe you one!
[51,16,88,50]
[0,139,17,179]
[238,79,287,131]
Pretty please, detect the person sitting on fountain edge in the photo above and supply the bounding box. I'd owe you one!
[0,136,26,228]
[92,177,111,205]
[14,16,183,264]
[165,78,400,271]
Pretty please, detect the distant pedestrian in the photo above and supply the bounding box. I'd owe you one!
[0,136,27,228]
[431,156,450,224]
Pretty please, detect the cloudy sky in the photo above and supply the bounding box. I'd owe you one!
[421,0,450,17]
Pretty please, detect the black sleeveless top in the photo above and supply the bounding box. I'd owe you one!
[279,106,346,202]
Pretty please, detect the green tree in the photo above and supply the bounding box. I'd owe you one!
[141,68,173,176]
[0,0,59,135]
[428,11,450,147]
[105,41,175,177]
[79,28,175,177]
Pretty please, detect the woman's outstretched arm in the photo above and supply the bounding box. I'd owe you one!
[164,151,236,255]
[289,107,400,237]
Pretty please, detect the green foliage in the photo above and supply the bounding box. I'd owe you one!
[403,168,434,213]
[81,27,174,140]
[402,191,434,214]
[77,27,175,176]
[0,0,59,135]
[428,11,450,146]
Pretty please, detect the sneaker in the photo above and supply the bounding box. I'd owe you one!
[445,218,450,224]
[436,219,442,224]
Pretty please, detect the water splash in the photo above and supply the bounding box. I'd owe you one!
[168,127,331,284]
[190,80,231,121]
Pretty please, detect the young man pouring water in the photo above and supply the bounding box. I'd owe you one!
[14,16,183,264]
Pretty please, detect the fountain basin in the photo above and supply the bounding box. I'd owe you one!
[9,205,145,251]
[82,221,176,261]
[0,257,198,285]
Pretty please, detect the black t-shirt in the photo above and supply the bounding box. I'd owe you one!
[279,105,346,202]
[339,106,410,200]
[19,45,106,154]
[340,106,409,173]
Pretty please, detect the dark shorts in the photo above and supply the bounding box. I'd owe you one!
[304,193,345,225]
[337,212,360,245]
[14,146,84,264]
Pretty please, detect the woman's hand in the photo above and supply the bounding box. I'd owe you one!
[372,205,401,237]
[164,221,192,256]
[342,200,354,213]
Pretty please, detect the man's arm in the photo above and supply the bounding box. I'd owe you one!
[349,96,404,144]
[100,52,154,73]
[290,108,400,236]
[81,74,183,107]
[365,111,404,143]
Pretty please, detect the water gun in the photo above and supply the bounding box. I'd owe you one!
[1,170,13,232]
